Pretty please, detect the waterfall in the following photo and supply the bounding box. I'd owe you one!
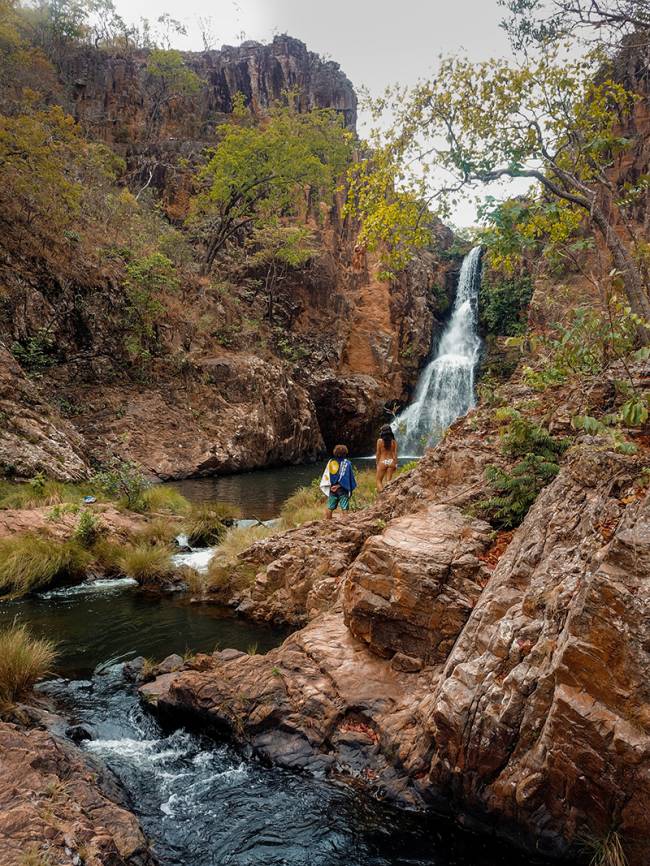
[393,246,483,455]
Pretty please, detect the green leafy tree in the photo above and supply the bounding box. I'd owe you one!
[348,47,650,336]
[145,49,201,136]
[188,100,354,274]
[123,252,178,358]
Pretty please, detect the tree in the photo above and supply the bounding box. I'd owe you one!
[244,221,317,323]
[499,0,650,49]
[145,49,201,137]
[187,100,354,274]
[348,47,650,337]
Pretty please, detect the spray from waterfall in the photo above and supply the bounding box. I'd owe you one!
[393,246,483,455]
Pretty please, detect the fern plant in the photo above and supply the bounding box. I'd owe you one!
[478,455,561,529]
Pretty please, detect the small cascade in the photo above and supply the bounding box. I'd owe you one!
[393,246,483,455]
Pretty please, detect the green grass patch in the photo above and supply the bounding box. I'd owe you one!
[184,501,241,547]
[0,621,57,707]
[119,543,176,586]
[139,485,191,515]
[0,534,91,597]
[0,477,92,511]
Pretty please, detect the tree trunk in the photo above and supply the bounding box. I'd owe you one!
[590,203,650,343]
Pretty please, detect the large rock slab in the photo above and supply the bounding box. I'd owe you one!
[0,722,155,866]
[425,448,650,862]
[343,505,492,663]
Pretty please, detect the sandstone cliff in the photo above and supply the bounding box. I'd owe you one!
[0,36,457,479]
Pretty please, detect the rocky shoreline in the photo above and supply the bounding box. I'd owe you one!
[136,382,650,865]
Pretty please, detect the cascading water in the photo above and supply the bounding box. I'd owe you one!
[393,246,483,454]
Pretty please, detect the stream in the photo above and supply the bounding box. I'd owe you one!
[1,464,551,865]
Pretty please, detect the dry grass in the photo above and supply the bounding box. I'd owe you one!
[0,621,57,707]
[139,485,190,515]
[280,468,380,529]
[196,524,275,593]
[184,501,241,547]
[119,544,176,585]
[0,534,92,597]
[130,517,182,547]
[583,831,629,866]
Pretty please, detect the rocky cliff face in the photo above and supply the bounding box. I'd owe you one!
[0,35,455,478]
[142,362,650,865]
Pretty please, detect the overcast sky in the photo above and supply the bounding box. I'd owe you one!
[114,0,531,224]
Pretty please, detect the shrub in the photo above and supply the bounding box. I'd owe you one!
[185,501,240,547]
[93,457,149,510]
[119,544,175,585]
[11,329,57,374]
[479,271,533,336]
[582,830,628,866]
[0,622,57,706]
[140,485,190,515]
[0,535,91,597]
[475,455,561,529]
[496,410,569,461]
[73,510,103,548]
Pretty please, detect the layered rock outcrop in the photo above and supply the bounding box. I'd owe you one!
[0,722,155,866]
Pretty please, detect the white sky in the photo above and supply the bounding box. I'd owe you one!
[114,0,534,224]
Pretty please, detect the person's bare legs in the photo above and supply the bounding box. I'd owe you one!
[384,466,395,486]
[376,463,386,492]
[325,507,333,520]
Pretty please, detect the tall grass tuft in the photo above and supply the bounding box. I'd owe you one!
[583,831,628,866]
[0,477,90,510]
[119,544,175,586]
[130,517,181,547]
[201,524,276,593]
[0,534,91,597]
[185,501,241,547]
[0,621,57,707]
[140,486,190,515]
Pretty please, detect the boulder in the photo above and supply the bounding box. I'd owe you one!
[343,505,492,663]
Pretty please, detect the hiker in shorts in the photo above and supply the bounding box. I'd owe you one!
[320,444,357,520]
[376,424,398,492]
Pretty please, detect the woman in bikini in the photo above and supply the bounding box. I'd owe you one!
[376,424,398,492]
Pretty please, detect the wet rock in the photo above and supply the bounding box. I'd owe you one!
[65,724,93,743]
[122,657,146,683]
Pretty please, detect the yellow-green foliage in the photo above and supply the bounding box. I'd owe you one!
[140,485,190,515]
[583,831,628,866]
[184,501,241,547]
[0,621,57,706]
[90,538,126,576]
[0,534,91,597]
[129,517,181,548]
[119,544,175,585]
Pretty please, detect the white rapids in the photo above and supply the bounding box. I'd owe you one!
[393,246,483,454]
